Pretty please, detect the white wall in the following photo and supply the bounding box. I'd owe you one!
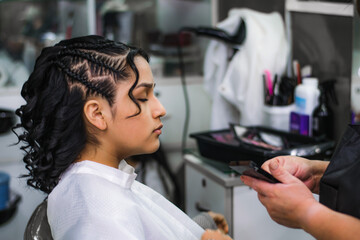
[156,77,212,172]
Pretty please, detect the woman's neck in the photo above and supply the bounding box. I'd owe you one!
[77,143,122,169]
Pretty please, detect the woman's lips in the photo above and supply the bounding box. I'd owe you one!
[153,124,163,135]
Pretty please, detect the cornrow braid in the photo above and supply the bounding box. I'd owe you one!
[54,60,112,100]
[58,49,120,73]
[57,41,115,50]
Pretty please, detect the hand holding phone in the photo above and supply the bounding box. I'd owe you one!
[229,161,280,183]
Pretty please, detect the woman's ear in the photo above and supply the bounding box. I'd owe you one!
[83,100,107,130]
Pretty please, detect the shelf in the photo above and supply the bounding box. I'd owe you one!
[286,0,354,17]
[156,75,204,85]
[0,87,21,96]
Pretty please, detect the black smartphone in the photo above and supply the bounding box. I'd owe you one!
[229,161,280,183]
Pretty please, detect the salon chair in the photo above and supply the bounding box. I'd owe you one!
[24,199,53,240]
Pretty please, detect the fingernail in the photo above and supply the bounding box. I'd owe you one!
[270,161,279,170]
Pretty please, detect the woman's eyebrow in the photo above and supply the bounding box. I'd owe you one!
[135,82,156,89]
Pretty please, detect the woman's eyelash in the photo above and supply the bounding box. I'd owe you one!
[138,98,148,102]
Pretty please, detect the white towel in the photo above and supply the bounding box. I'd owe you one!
[204,8,289,128]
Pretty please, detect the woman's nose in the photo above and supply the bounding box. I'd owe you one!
[153,97,166,118]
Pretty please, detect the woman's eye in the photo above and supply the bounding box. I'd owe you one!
[138,98,148,102]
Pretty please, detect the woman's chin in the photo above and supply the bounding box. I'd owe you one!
[139,142,161,155]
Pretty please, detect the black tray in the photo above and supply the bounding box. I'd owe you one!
[190,126,335,165]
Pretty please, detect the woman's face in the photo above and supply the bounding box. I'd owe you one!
[106,56,166,159]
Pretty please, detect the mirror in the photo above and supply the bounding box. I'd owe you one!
[0,0,91,90]
[351,0,360,123]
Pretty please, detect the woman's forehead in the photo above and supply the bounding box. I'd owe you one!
[115,57,154,91]
[134,57,154,83]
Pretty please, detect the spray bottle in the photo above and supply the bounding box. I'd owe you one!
[312,79,338,139]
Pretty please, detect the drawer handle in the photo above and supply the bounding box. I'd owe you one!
[196,202,210,212]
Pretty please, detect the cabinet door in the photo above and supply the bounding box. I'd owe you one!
[185,164,232,231]
[233,186,315,240]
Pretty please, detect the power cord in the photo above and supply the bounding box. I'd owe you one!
[177,30,191,154]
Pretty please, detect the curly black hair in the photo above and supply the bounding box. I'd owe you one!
[13,35,149,194]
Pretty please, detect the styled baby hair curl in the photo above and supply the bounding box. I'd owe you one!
[14,35,149,193]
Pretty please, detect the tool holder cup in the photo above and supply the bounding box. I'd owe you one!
[263,104,295,132]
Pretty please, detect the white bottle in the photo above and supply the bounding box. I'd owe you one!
[294,77,320,136]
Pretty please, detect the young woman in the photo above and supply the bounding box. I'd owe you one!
[15,35,230,240]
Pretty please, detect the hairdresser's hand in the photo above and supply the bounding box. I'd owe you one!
[208,211,229,234]
[201,229,232,240]
[241,160,318,228]
[261,156,327,193]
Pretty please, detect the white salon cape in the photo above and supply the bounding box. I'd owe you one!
[204,9,288,129]
[47,160,204,240]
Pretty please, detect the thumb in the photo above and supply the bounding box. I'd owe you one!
[269,160,299,184]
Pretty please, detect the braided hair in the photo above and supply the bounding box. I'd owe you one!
[14,35,149,193]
